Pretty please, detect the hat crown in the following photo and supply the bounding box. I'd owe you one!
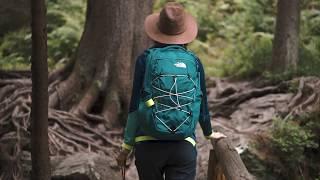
[144,2,198,44]
[158,2,186,35]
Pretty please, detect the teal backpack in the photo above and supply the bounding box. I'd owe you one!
[138,45,202,140]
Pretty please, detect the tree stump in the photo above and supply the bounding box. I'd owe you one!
[208,138,254,180]
[207,150,225,180]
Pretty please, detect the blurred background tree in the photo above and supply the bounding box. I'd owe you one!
[271,0,300,73]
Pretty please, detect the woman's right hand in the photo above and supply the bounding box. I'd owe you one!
[207,132,227,140]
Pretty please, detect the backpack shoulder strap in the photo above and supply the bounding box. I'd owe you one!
[142,47,158,99]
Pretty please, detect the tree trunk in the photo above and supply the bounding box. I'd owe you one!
[132,1,154,60]
[49,0,153,126]
[271,0,301,73]
[30,0,50,179]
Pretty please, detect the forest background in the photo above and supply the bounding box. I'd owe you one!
[0,0,319,180]
[1,0,320,78]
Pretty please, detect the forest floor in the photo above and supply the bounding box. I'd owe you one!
[124,76,320,180]
[0,71,319,179]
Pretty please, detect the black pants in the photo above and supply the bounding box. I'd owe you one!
[135,140,197,180]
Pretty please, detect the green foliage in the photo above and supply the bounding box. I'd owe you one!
[241,149,280,180]
[271,117,318,166]
[47,24,81,63]
[219,0,276,78]
[155,0,320,78]
[0,0,85,70]
[47,0,85,67]
[296,8,320,77]
[0,28,31,69]
[244,112,320,179]
[222,33,274,78]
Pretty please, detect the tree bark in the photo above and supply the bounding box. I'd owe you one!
[101,0,154,126]
[30,0,50,179]
[271,0,301,73]
[132,1,154,60]
[207,150,226,180]
[49,0,153,127]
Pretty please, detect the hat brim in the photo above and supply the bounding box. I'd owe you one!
[144,13,198,44]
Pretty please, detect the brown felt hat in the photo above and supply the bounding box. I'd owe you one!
[144,2,198,44]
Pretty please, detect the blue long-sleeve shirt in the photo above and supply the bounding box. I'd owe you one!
[122,44,213,150]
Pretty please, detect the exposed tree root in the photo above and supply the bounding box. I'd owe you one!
[1,71,320,180]
[0,73,123,179]
[209,83,288,117]
[209,77,320,120]
[284,77,320,119]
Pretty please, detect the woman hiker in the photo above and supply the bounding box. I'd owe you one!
[117,2,226,180]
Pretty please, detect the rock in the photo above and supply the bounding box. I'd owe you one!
[52,152,121,180]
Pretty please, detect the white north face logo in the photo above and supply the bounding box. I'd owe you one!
[174,62,187,68]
